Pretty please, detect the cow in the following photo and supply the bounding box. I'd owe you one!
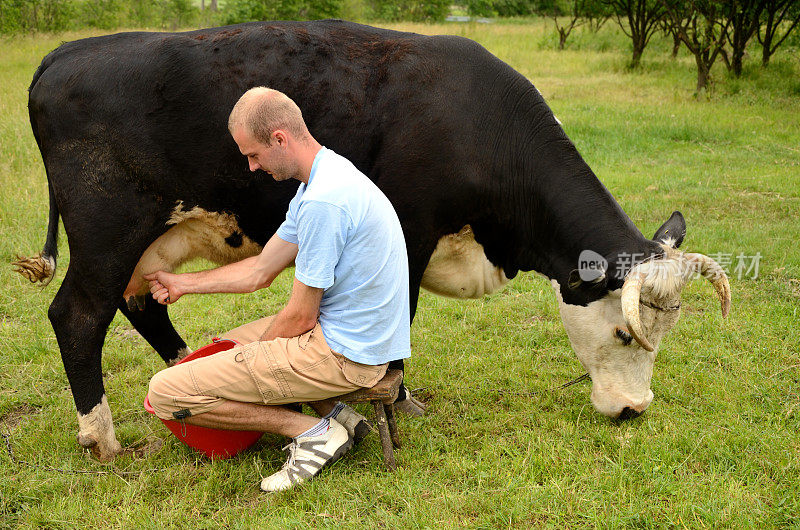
[14,20,730,462]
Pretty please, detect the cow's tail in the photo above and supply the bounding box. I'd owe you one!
[13,56,60,286]
[13,181,59,286]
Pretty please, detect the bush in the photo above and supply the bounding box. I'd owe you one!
[367,0,449,22]
[0,0,202,33]
[144,0,198,29]
[79,0,124,29]
[0,0,76,33]
[461,0,535,17]
[222,0,343,24]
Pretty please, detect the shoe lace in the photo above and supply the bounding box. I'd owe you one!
[281,441,299,471]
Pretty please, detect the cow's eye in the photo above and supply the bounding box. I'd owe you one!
[614,326,633,346]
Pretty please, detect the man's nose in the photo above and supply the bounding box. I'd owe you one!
[248,160,259,172]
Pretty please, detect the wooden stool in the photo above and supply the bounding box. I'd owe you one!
[338,369,403,470]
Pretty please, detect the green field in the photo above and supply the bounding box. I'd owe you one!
[1,19,799,528]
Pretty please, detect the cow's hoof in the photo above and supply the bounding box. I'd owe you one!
[76,395,123,462]
[395,393,427,417]
[77,432,123,462]
[77,432,97,448]
[166,346,193,366]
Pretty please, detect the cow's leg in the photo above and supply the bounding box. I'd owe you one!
[44,171,168,460]
[393,238,436,417]
[49,265,125,461]
[118,296,191,366]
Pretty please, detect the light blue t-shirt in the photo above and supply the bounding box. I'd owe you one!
[276,147,411,365]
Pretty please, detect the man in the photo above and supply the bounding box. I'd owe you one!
[145,87,411,492]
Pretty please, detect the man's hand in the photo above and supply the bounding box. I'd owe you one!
[261,278,323,341]
[144,271,183,305]
[139,234,297,305]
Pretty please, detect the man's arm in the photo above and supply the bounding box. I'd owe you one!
[145,233,298,305]
[260,278,323,341]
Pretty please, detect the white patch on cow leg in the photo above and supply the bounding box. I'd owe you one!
[123,202,263,301]
[167,346,193,367]
[76,395,123,462]
[421,225,509,299]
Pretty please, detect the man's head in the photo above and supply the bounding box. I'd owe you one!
[228,87,315,181]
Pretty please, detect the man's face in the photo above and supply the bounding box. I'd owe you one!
[232,127,296,181]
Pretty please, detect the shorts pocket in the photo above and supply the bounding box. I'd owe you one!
[244,341,294,401]
[297,322,327,351]
[296,324,316,351]
[340,357,387,388]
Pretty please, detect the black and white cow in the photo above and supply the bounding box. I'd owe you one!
[15,20,730,461]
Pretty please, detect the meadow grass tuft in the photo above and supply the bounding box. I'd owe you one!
[1,20,799,528]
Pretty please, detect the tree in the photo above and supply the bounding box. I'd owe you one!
[586,0,612,31]
[607,0,667,68]
[538,0,591,50]
[757,0,800,66]
[663,18,681,57]
[726,0,766,76]
[664,0,732,93]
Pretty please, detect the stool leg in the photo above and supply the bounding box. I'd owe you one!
[372,400,396,470]
[384,403,401,449]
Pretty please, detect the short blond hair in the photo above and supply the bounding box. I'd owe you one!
[228,87,309,145]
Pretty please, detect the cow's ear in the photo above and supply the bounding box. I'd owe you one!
[568,268,608,292]
[653,211,686,248]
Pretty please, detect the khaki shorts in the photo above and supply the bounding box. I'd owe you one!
[148,316,388,420]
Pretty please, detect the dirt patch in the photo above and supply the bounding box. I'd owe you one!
[0,404,41,430]
[682,306,707,315]
[114,328,142,339]
[0,313,23,327]
[523,314,557,325]
[790,279,800,298]
[738,189,789,199]
[125,437,164,458]
[408,387,434,404]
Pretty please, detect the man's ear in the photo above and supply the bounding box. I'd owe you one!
[273,130,288,146]
[653,211,686,248]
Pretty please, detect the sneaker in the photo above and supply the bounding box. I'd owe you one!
[260,418,352,492]
[333,404,372,445]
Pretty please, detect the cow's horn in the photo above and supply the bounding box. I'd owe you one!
[620,266,655,352]
[683,253,732,318]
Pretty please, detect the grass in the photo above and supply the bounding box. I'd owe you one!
[2,19,800,528]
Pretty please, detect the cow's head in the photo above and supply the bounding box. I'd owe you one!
[552,212,731,419]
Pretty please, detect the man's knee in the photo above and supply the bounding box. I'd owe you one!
[148,364,231,420]
[148,369,177,420]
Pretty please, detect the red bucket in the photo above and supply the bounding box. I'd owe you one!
[144,338,264,459]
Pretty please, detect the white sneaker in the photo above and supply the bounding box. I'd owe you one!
[333,404,372,445]
[260,419,352,492]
